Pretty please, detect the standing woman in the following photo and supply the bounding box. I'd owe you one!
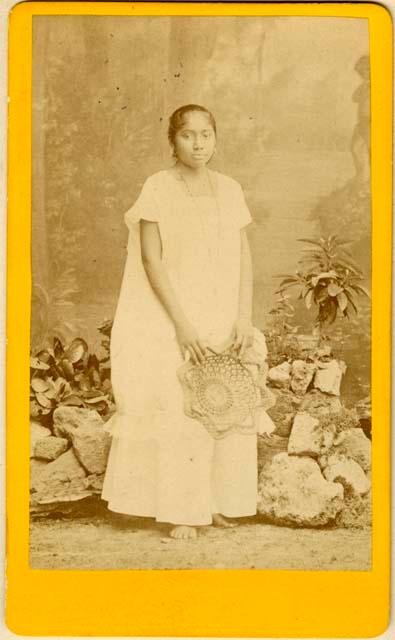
[101,104,272,539]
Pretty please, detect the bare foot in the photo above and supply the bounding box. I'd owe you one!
[212,513,238,528]
[169,525,198,540]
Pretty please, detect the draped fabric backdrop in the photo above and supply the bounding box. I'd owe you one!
[31,16,370,362]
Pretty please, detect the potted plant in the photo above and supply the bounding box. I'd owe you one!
[275,235,370,349]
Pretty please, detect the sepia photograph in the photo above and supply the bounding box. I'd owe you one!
[29,14,372,571]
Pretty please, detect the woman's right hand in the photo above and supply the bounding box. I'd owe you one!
[175,321,208,365]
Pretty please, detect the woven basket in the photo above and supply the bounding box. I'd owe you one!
[177,338,271,438]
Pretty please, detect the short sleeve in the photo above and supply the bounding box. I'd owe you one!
[235,181,253,229]
[124,176,161,228]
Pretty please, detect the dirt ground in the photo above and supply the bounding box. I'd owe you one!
[30,511,371,571]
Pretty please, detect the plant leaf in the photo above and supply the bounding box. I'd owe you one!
[54,377,72,396]
[82,389,104,399]
[61,394,84,406]
[305,289,314,309]
[344,291,358,314]
[84,395,108,404]
[64,338,88,364]
[35,349,51,363]
[44,387,57,400]
[78,375,91,392]
[89,369,102,388]
[31,378,50,393]
[88,354,100,370]
[36,392,54,409]
[328,283,343,296]
[30,357,50,371]
[60,358,75,380]
[349,284,371,298]
[275,282,301,294]
[276,277,300,285]
[311,271,337,287]
[30,400,51,417]
[297,238,324,248]
[316,286,329,302]
[337,291,348,312]
[53,336,64,359]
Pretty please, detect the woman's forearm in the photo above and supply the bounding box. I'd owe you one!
[140,220,208,363]
[238,230,253,322]
[142,258,190,328]
[140,220,189,329]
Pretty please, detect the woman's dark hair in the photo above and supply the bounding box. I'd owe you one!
[168,104,217,146]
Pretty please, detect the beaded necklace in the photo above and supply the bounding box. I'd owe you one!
[176,168,222,288]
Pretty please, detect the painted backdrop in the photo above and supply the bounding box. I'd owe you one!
[32,16,370,362]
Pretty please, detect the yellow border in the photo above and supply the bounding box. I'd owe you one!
[6,2,392,637]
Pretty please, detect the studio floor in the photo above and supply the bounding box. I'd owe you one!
[30,513,371,571]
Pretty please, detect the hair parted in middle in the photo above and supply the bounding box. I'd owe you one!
[167,104,217,147]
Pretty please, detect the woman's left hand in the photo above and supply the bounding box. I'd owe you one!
[231,319,254,358]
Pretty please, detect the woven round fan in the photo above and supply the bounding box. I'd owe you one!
[177,351,259,438]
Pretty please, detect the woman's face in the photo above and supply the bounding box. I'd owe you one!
[173,111,216,169]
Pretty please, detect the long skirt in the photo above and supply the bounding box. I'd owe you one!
[101,420,258,526]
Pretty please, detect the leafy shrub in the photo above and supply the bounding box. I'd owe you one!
[276,235,369,332]
[30,331,114,428]
[264,292,304,367]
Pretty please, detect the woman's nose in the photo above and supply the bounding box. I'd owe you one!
[193,138,204,149]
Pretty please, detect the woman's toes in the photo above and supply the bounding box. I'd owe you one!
[212,513,238,528]
[169,525,197,539]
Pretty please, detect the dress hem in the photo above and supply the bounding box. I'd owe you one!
[102,499,257,525]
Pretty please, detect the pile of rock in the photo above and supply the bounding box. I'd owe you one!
[258,350,371,528]
[30,348,372,530]
[30,406,111,515]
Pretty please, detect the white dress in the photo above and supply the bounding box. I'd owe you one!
[101,169,272,525]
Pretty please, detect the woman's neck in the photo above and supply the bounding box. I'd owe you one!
[175,162,209,180]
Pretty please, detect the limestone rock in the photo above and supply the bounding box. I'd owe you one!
[53,406,104,437]
[314,359,347,396]
[31,448,90,504]
[288,412,336,458]
[336,490,372,529]
[258,434,288,474]
[266,388,301,437]
[299,389,342,417]
[323,455,370,496]
[355,396,371,439]
[30,495,106,518]
[290,360,316,396]
[83,473,105,493]
[355,396,371,421]
[34,436,69,461]
[335,428,371,472]
[267,362,291,389]
[319,427,371,473]
[30,459,48,492]
[71,426,111,475]
[53,406,111,474]
[258,453,344,526]
[30,421,51,458]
